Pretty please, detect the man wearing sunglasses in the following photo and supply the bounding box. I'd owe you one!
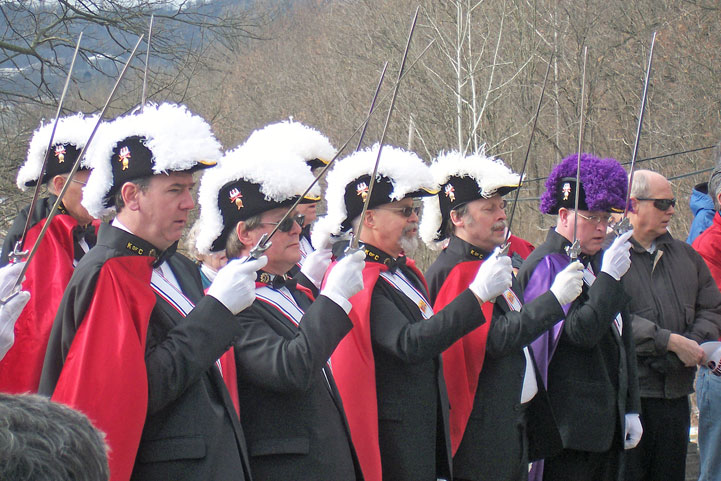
[517,153,640,481]
[622,169,721,481]
[193,143,366,481]
[315,145,514,481]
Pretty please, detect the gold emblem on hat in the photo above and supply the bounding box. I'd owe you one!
[54,145,66,163]
[229,188,244,209]
[562,182,571,201]
[444,183,456,203]
[118,146,131,171]
[356,182,369,202]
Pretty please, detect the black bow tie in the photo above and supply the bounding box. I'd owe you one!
[153,242,178,268]
[73,224,97,248]
[272,275,297,290]
[387,255,407,273]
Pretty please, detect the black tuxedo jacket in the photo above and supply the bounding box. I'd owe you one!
[40,224,252,481]
[425,236,564,481]
[517,229,641,454]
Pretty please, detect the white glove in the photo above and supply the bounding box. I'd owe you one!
[0,291,30,360]
[300,247,332,289]
[550,261,584,306]
[624,413,643,449]
[0,262,26,297]
[207,256,268,315]
[468,247,513,303]
[601,229,634,280]
[321,250,366,313]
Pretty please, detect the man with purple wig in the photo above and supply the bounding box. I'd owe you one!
[517,153,641,481]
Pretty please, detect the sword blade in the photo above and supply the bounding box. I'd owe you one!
[141,15,155,109]
[249,37,435,258]
[502,53,553,250]
[356,62,388,151]
[622,31,657,220]
[568,46,588,260]
[12,32,84,262]
[5,34,145,298]
[351,6,420,250]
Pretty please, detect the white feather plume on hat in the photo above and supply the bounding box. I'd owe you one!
[243,119,335,199]
[194,140,318,255]
[17,113,98,190]
[419,149,521,249]
[311,144,437,248]
[81,103,223,218]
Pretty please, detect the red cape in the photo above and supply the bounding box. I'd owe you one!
[52,256,156,481]
[329,259,427,481]
[435,260,494,454]
[693,212,721,289]
[0,215,99,393]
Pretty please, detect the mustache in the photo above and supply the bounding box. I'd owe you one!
[402,222,418,235]
[491,221,506,232]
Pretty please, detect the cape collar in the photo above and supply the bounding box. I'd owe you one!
[98,223,176,267]
[446,235,492,261]
[544,227,593,265]
[363,243,406,272]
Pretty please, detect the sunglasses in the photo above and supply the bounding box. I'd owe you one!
[637,198,676,211]
[260,214,305,232]
[377,205,422,217]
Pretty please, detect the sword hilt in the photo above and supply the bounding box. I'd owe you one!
[497,242,510,257]
[343,232,364,257]
[611,217,632,236]
[0,289,21,307]
[247,233,271,261]
[8,241,28,265]
[565,240,581,260]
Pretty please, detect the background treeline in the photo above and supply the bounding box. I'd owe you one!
[1,0,719,266]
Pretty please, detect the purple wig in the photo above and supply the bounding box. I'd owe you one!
[540,153,627,214]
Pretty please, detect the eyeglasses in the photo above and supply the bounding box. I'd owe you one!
[480,199,508,213]
[636,197,676,211]
[260,214,305,233]
[575,212,613,225]
[377,205,421,218]
[71,179,86,186]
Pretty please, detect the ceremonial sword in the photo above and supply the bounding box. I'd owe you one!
[565,46,588,261]
[356,62,388,151]
[247,30,433,260]
[499,54,553,256]
[349,5,420,252]
[613,31,657,235]
[1,35,145,303]
[9,33,84,264]
[141,15,155,109]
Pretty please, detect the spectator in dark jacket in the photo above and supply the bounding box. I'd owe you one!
[623,169,721,481]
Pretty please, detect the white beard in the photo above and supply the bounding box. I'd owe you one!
[399,225,419,255]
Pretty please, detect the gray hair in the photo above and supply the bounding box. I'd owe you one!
[0,393,109,481]
[225,215,263,260]
[445,203,469,236]
[629,170,652,199]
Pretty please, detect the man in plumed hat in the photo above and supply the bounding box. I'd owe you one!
[420,151,580,481]
[1,114,97,266]
[0,114,99,394]
[194,138,365,480]
[242,119,336,276]
[39,103,264,481]
[517,153,641,481]
[314,144,513,481]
